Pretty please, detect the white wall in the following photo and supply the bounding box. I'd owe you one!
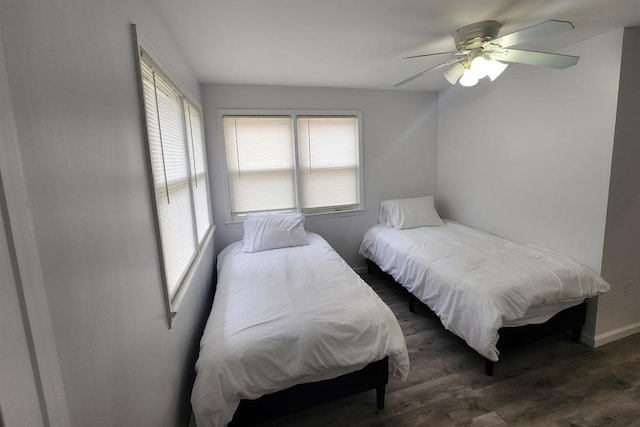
[202,84,439,268]
[0,1,215,426]
[598,26,640,342]
[437,29,624,342]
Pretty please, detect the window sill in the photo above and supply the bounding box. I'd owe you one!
[167,224,215,328]
[304,208,366,221]
[224,208,366,228]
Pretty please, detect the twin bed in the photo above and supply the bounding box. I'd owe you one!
[191,214,409,427]
[359,196,610,374]
[192,198,610,426]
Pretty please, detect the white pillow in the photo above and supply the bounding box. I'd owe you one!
[242,213,309,253]
[379,196,444,229]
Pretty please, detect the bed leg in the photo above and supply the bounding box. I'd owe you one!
[571,325,583,343]
[484,359,494,377]
[409,296,415,313]
[376,385,385,409]
[364,258,377,274]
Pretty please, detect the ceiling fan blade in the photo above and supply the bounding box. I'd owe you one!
[489,48,579,69]
[485,20,574,49]
[395,57,464,87]
[404,50,468,60]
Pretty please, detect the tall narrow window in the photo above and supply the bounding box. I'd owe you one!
[297,116,360,213]
[138,48,212,312]
[223,116,296,219]
[184,100,211,242]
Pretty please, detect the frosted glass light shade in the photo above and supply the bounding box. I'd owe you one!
[443,62,465,85]
[470,56,490,79]
[459,69,478,87]
[487,60,508,81]
[449,56,508,87]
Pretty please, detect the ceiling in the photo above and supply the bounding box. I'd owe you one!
[150,0,640,92]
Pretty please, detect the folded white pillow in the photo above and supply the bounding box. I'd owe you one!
[242,213,309,253]
[379,196,444,229]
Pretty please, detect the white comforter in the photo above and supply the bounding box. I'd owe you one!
[359,221,610,362]
[192,233,409,427]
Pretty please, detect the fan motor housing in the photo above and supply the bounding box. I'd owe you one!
[454,20,501,50]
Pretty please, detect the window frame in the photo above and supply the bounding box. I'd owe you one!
[218,109,365,224]
[132,25,213,328]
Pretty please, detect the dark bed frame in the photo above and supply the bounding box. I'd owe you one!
[229,356,389,426]
[366,259,587,377]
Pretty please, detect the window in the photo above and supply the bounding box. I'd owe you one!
[223,116,296,215]
[137,47,212,321]
[297,116,360,213]
[184,100,211,242]
[222,112,362,220]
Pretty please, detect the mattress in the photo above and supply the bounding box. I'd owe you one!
[359,221,610,362]
[192,232,409,427]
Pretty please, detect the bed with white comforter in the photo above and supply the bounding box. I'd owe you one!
[359,220,610,362]
[192,232,409,427]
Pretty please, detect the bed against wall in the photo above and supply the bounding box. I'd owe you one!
[360,196,610,374]
[192,213,409,426]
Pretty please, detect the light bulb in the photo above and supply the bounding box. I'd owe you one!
[487,59,508,81]
[459,69,478,87]
[470,56,490,79]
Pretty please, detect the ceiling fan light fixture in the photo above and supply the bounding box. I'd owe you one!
[487,59,508,81]
[397,19,578,88]
[459,68,478,87]
[443,62,465,85]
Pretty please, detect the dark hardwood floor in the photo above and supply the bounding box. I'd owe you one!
[257,270,640,426]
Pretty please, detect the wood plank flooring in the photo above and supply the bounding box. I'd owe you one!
[256,270,640,426]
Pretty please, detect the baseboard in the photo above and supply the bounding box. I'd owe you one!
[580,330,595,347]
[592,322,640,347]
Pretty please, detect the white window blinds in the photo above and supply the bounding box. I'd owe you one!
[297,116,360,212]
[140,51,211,301]
[184,100,211,243]
[222,112,362,219]
[223,116,296,218]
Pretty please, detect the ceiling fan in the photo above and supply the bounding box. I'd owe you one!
[395,20,580,88]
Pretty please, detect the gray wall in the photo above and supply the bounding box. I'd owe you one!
[203,84,439,268]
[0,176,43,427]
[598,26,640,341]
[0,18,44,425]
[0,0,215,426]
[436,29,624,344]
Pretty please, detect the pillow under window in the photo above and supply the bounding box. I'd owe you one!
[242,213,309,253]
[379,196,444,229]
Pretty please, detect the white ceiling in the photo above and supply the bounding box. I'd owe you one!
[150,0,640,91]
